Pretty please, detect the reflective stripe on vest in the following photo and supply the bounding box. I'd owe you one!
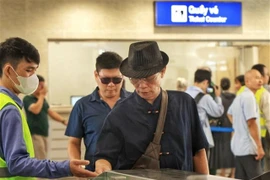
[255,87,267,137]
[0,93,35,180]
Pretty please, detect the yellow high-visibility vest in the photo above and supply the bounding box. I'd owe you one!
[255,87,267,138]
[236,85,245,95]
[0,93,35,180]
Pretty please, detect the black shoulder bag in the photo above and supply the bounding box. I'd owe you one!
[194,92,222,127]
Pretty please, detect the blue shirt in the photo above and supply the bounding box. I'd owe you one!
[95,89,208,171]
[0,86,70,178]
[228,87,260,156]
[65,87,131,171]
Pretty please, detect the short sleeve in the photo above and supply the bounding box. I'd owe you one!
[243,95,257,121]
[44,99,50,112]
[23,96,33,111]
[65,104,83,138]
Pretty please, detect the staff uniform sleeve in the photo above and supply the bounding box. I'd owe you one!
[0,106,71,178]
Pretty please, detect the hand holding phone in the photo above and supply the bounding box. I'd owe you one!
[214,85,221,97]
[206,87,214,94]
[39,85,48,96]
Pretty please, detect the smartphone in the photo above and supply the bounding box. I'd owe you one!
[207,87,214,93]
[211,82,218,89]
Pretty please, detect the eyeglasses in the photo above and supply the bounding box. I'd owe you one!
[129,73,160,85]
[99,76,123,84]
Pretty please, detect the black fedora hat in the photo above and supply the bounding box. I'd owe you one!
[120,41,169,78]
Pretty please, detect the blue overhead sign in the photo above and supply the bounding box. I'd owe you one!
[155,1,242,26]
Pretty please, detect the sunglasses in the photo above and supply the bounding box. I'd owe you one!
[99,76,123,84]
[129,73,160,85]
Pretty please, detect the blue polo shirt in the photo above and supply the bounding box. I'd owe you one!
[95,89,208,171]
[0,86,70,178]
[65,87,131,171]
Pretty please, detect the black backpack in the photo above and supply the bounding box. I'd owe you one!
[194,92,222,127]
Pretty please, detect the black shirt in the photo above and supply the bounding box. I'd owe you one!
[95,89,208,171]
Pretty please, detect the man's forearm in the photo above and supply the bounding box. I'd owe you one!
[248,120,262,148]
[227,114,233,124]
[193,149,209,174]
[29,95,45,114]
[68,145,81,160]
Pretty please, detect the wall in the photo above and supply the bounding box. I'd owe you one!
[48,41,241,105]
[0,0,269,81]
[259,46,270,69]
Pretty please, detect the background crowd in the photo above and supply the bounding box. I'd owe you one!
[0,37,269,180]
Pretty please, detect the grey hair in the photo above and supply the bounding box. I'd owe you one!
[176,77,187,91]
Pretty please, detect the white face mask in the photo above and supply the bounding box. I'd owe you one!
[9,67,39,95]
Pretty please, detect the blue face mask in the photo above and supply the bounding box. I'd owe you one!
[9,67,39,95]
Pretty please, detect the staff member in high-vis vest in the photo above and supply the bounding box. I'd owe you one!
[0,37,97,179]
[252,64,270,171]
[234,75,245,95]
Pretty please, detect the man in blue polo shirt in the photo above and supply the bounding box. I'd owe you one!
[94,41,209,174]
[65,51,131,171]
[228,69,265,180]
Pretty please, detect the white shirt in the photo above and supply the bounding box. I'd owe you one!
[228,87,260,156]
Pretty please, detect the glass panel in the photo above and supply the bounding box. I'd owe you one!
[91,169,235,180]
[48,40,269,105]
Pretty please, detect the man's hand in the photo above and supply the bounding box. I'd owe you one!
[95,159,112,175]
[255,146,265,160]
[70,159,98,177]
[39,85,47,97]
[214,85,221,97]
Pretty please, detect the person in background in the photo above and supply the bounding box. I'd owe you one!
[234,75,245,94]
[251,64,270,172]
[94,41,209,174]
[198,66,216,99]
[208,78,235,178]
[65,51,131,171]
[228,69,264,180]
[0,37,96,178]
[186,69,224,151]
[186,69,224,176]
[176,77,187,91]
[23,74,67,160]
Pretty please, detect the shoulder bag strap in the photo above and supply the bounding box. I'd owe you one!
[194,92,205,104]
[152,90,168,144]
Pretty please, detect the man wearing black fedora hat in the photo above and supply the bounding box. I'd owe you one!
[94,41,209,174]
